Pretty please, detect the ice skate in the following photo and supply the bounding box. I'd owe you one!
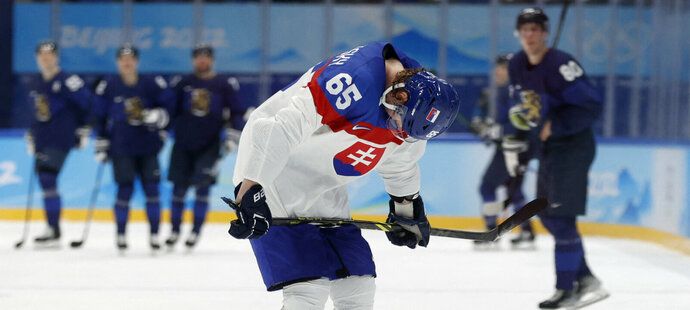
[184,232,199,249]
[116,234,128,252]
[570,275,610,309]
[34,226,61,248]
[150,234,161,251]
[538,289,578,309]
[510,229,536,250]
[165,232,179,248]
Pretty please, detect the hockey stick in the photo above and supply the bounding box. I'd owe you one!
[551,0,572,49]
[14,161,36,249]
[70,163,105,248]
[272,198,547,242]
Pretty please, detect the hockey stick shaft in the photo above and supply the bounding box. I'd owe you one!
[70,163,105,248]
[14,161,36,249]
[272,198,547,242]
[552,0,572,48]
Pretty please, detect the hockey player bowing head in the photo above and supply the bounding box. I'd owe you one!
[222,42,460,309]
[92,45,175,252]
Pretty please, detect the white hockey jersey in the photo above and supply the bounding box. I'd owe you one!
[233,42,426,219]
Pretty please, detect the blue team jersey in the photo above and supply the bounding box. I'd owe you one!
[307,42,422,146]
[29,71,92,151]
[472,86,512,128]
[170,74,243,150]
[508,49,602,138]
[93,75,175,156]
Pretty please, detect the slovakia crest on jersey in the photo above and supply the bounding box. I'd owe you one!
[333,142,385,176]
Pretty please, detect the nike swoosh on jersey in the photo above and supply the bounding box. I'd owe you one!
[352,125,372,131]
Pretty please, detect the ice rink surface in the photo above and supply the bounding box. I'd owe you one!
[2,221,690,310]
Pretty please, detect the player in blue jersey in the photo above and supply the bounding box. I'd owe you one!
[472,54,536,250]
[26,41,92,246]
[506,8,609,309]
[92,45,175,252]
[164,44,247,249]
[225,42,460,309]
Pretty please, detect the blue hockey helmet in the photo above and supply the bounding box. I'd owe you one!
[192,43,214,58]
[35,40,58,54]
[516,7,549,31]
[381,71,461,141]
[116,44,139,59]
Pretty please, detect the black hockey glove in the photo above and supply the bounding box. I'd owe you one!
[221,183,272,240]
[385,193,430,249]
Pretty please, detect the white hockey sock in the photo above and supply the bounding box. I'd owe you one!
[282,278,330,310]
[330,275,376,310]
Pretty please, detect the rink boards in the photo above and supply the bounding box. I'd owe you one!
[1,132,690,252]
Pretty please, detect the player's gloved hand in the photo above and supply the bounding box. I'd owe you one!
[471,118,502,144]
[502,135,528,177]
[75,126,91,149]
[24,132,35,155]
[221,128,242,156]
[142,108,170,129]
[222,183,272,239]
[469,117,484,135]
[385,193,430,249]
[94,138,110,163]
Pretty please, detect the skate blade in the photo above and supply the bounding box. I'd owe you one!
[473,244,501,251]
[510,242,537,251]
[34,241,61,250]
[567,289,610,310]
[150,247,161,256]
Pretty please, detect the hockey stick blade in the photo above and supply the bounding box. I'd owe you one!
[425,197,547,241]
[69,164,105,249]
[272,198,548,242]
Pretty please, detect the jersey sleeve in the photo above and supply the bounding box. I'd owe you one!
[238,82,322,186]
[153,75,176,116]
[375,141,426,197]
[63,74,94,126]
[91,79,111,138]
[168,75,184,119]
[225,76,248,130]
[549,54,602,115]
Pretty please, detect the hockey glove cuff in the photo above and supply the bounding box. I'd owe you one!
[502,136,528,177]
[222,183,272,239]
[222,128,242,156]
[24,132,35,155]
[75,126,91,149]
[94,138,110,163]
[385,193,430,249]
